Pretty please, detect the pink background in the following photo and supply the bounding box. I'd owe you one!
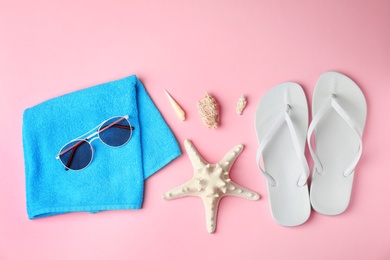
[1,0,390,259]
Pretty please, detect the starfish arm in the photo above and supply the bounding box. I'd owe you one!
[163,180,197,200]
[218,144,244,172]
[184,139,207,170]
[201,196,221,234]
[224,181,260,200]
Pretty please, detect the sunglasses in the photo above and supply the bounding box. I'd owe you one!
[56,115,134,171]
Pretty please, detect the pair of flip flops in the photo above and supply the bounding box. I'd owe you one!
[255,72,367,226]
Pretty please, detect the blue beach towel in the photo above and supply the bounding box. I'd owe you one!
[22,75,181,219]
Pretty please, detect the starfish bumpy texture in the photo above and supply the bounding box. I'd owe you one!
[163,139,260,233]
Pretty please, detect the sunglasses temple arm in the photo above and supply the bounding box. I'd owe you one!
[57,139,88,157]
[64,140,86,170]
[111,125,134,130]
[99,117,127,133]
[65,145,77,170]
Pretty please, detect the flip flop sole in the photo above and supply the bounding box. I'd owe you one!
[310,72,367,215]
[255,82,311,226]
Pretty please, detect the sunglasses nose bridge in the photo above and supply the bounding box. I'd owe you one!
[89,136,100,143]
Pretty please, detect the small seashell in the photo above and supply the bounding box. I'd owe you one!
[197,92,219,129]
[165,90,185,121]
[236,95,247,115]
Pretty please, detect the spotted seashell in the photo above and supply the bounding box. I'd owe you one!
[197,92,219,129]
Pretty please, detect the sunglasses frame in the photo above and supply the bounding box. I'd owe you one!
[55,115,133,171]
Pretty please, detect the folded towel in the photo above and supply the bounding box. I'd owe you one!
[22,75,181,219]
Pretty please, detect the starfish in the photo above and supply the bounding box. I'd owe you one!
[163,139,260,233]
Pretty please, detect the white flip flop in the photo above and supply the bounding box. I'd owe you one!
[308,72,367,215]
[255,82,311,226]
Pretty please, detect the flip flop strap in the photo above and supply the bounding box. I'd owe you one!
[256,105,309,187]
[307,95,363,177]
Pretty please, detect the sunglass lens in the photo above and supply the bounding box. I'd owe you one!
[59,140,92,170]
[99,117,132,147]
